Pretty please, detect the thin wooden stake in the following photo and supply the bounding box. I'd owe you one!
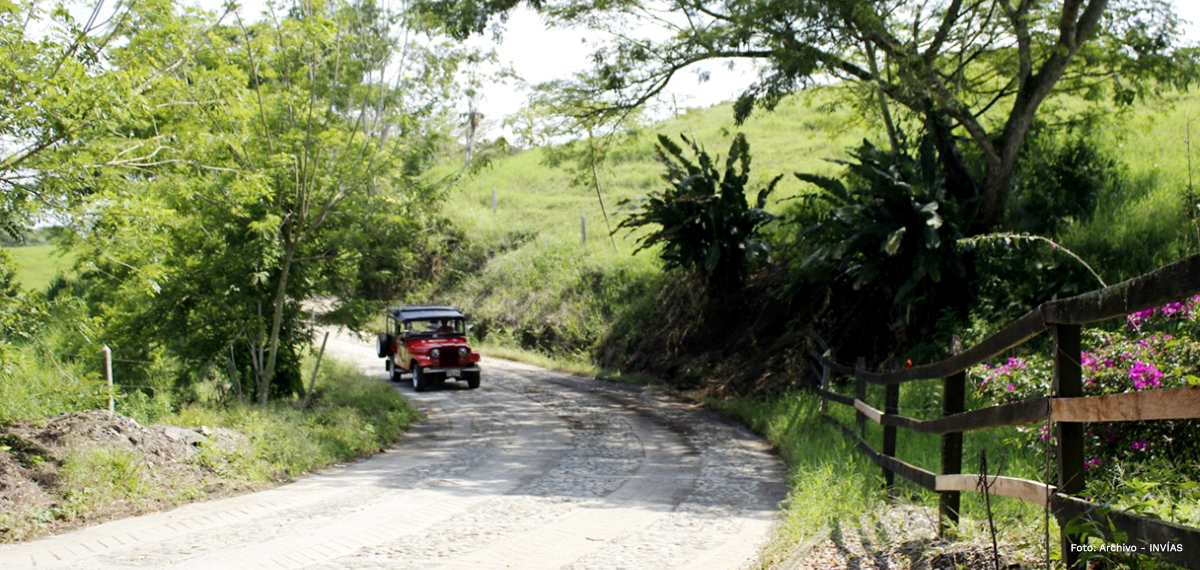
[103,345,114,413]
[301,331,330,411]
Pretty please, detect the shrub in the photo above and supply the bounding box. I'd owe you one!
[618,133,779,290]
[972,294,1200,522]
[795,138,969,305]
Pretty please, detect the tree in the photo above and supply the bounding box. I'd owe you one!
[0,0,221,237]
[416,0,1197,230]
[51,0,463,403]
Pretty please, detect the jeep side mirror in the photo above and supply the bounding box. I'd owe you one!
[467,324,475,333]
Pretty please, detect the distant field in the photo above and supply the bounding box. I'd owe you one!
[4,245,75,291]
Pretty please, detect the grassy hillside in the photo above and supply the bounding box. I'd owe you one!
[444,88,874,246]
[4,245,76,292]
[433,88,882,357]
[434,86,1200,361]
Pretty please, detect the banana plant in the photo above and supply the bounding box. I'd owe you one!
[618,133,780,290]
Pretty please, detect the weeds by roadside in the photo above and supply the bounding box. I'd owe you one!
[0,357,418,542]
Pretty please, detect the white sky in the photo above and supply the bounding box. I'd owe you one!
[470,1,1200,138]
[195,0,1200,139]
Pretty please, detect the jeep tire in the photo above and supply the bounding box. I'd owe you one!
[465,370,480,389]
[412,363,428,392]
[389,360,403,382]
[376,334,393,358]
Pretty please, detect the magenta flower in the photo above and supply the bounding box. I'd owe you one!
[1131,440,1149,451]
[1007,357,1027,369]
[1085,458,1102,470]
[1081,352,1095,367]
[1128,362,1163,390]
[1005,383,1015,391]
[1161,302,1187,316]
[1127,308,1156,328]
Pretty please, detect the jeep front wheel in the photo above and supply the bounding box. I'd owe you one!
[411,363,428,392]
[465,370,480,389]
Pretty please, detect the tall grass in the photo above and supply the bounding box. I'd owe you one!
[0,344,108,424]
[719,384,1054,565]
[163,357,420,483]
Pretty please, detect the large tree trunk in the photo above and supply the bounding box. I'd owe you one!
[924,109,982,218]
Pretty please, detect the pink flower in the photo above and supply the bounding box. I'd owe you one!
[1085,458,1102,470]
[1081,352,1096,367]
[1126,308,1157,328]
[1006,383,1016,391]
[1161,301,1187,316]
[1129,362,1163,390]
[1131,440,1149,451]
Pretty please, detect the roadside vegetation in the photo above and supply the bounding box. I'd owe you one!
[0,356,418,542]
[0,0,437,543]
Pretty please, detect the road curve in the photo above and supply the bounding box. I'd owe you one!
[0,329,786,570]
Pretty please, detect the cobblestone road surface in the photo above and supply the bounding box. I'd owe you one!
[0,329,786,570]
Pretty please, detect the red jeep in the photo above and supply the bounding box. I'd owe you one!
[376,306,482,391]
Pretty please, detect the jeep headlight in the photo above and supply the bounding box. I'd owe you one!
[430,348,440,359]
[458,347,468,358]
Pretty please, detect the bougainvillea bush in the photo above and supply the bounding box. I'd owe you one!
[971,295,1200,523]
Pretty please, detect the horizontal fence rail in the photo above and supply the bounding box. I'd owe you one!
[811,253,1200,570]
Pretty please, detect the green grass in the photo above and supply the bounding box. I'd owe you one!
[161,357,421,483]
[3,244,76,292]
[0,350,420,541]
[717,387,1055,567]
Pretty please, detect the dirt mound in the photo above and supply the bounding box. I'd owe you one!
[0,411,248,542]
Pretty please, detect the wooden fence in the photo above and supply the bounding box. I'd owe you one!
[811,253,1200,569]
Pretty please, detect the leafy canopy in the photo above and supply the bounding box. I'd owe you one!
[416,0,1198,230]
[45,0,465,403]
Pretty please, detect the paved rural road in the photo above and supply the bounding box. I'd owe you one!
[0,329,787,570]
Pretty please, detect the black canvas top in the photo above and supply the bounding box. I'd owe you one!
[389,306,465,322]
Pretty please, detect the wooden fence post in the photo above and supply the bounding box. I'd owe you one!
[883,381,900,490]
[1054,323,1085,569]
[103,345,114,414]
[855,357,867,438]
[939,371,966,538]
[819,362,830,415]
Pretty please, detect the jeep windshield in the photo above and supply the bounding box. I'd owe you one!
[404,318,466,339]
